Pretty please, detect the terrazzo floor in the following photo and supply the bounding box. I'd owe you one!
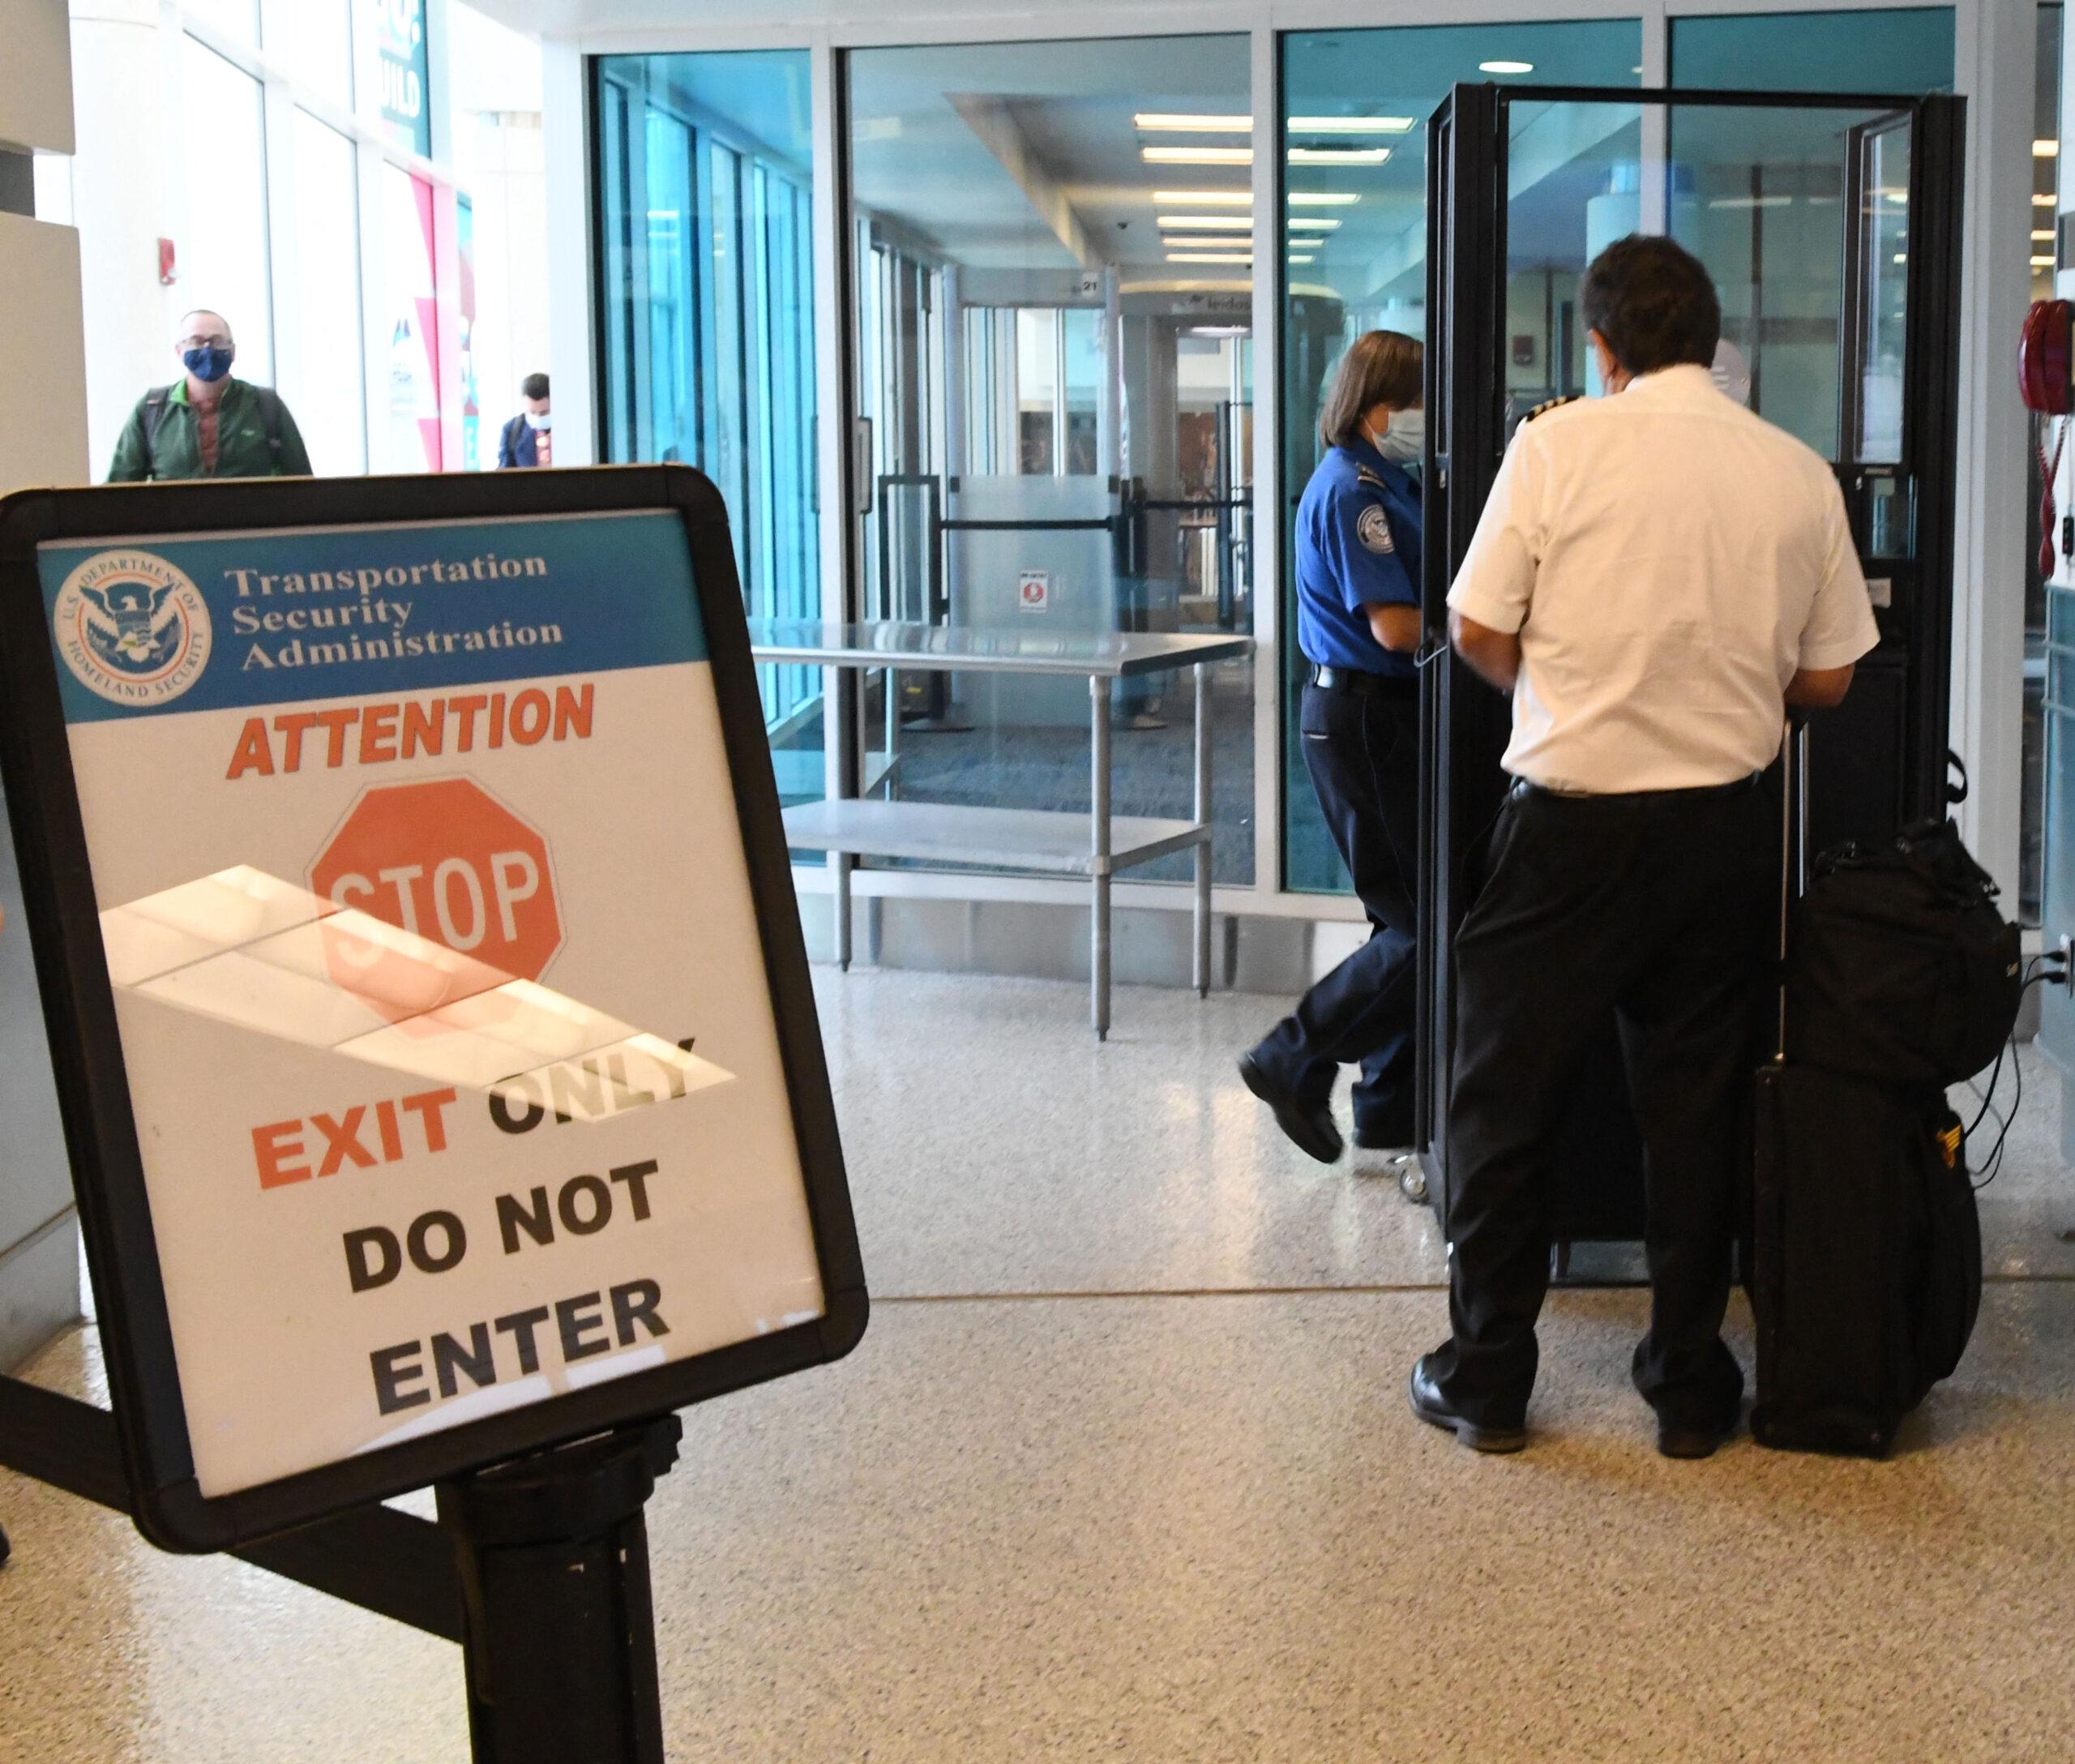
[5,969,2075,1761]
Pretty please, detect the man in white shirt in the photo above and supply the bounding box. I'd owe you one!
[1410,235,1880,1459]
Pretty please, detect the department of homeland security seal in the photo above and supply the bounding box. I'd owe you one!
[52,550,212,706]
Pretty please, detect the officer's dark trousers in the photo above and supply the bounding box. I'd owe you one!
[1429,777,1773,1430]
[1252,679,1419,1139]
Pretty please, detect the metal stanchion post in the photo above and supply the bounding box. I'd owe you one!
[439,1416,683,1764]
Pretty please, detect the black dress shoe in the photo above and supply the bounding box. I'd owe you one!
[1238,1053,1342,1164]
[1408,1356,1527,1454]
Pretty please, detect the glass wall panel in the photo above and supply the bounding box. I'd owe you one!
[288,111,367,475]
[1669,7,1955,94]
[847,35,1258,884]
[262,0,353,110]
[182,0,258,45]
[1279,20,1641,893]
[382,162,441,470]
[180,36,276,386]
[593,52,820,798]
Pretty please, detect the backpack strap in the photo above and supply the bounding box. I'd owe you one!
[247,385,287,471]
[141,385,176,477]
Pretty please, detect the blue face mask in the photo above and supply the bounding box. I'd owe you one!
[182,345,233,383]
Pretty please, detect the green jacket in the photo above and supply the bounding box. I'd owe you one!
[106,378,314,482]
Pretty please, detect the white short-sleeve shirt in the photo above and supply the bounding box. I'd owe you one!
[1446,364,1880,793]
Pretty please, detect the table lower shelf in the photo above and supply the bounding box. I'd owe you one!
[780,798,1207,876]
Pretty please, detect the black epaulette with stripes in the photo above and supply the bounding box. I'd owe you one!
[1523,396,1583,424]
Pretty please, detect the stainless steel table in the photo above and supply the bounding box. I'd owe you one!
[748,619,1254,1038]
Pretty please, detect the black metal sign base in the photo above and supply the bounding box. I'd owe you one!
[1,1374,683,1762]
[443,1417,681,1764]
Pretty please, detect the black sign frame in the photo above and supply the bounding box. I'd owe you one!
[0,465,867,1553]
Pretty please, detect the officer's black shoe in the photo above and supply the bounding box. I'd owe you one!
[1238,1053,1342,1164]
[1655,1406,1742,1460]
[1408,1356,1527,1454]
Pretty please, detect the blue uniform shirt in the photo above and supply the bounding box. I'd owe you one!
[1293,439,1422,678]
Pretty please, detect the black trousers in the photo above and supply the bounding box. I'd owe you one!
[1252,681,1419,1138]
[1429,778,1774,1429]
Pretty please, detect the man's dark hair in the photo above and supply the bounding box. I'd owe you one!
[520,372,550,400]
[1580,236,1721,377]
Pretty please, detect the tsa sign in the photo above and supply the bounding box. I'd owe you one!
[1018,569,1050,614]
[35,511,828,1499]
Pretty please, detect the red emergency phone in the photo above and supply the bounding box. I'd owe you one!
[2020,300,2073,576]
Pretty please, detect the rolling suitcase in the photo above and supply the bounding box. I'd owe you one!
[1750,724,1992,1457]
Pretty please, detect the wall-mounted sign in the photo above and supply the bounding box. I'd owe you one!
[0,469,864,1552]
[370,0,432,160]
[1017,569,1050,614]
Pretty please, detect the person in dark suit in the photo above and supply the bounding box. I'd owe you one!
[498,373,552,469]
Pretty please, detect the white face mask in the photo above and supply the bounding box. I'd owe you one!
[1371,409,1423,465]
[525,411,552,431]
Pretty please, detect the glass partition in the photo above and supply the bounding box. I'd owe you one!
[1279,20,1642,893]
[593,51,822,801]
[846,35,1256,884]
[286,111,367,476]
[1668,7,1955,93]
[181,35,276,387]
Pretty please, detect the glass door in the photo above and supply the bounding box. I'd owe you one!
[1416,82,1966,1228]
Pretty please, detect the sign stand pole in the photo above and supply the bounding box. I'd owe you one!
[438,1415,684,1764]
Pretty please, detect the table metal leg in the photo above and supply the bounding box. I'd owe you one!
[1091,674,1112,1040]
[1192,658,1212,997]
[834,852,853,972]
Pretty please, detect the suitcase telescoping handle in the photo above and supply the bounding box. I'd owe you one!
[1775,714,1810,1065]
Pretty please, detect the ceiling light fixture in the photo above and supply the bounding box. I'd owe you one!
[1166,250,1253,263]
[1481,60,1534,75]
[1287,253,1316,264]
[1136,113,1253,132]
[1157,214,1254,230]
[1286,216,1342,231]
[1152,189,1252,206]
[1288,192,1362,207]
[1144,145,1255,165]
[2035,230,2056,243]
[1288,147,1390,165]
[2035,193,2058,207]
[2037,139,2060,157]
[2033,255,2056,268]
[1286,115,1416,135]
[1165,234,1254,250]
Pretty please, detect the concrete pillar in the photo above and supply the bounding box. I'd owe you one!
[0,0,88,1369]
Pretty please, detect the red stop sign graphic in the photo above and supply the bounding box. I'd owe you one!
[310,779,560,1019]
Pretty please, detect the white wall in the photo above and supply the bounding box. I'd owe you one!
[62,1,172,482]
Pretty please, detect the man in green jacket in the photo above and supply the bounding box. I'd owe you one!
[107,309,314,482]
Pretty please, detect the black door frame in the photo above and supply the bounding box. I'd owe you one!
[1414,82,1969,1231]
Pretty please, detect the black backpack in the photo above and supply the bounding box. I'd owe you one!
[1784,816,2022,1088]
[142,382,288,477]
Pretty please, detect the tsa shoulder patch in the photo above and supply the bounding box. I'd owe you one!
[1356,503,1396,555]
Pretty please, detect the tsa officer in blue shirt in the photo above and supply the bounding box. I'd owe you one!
[1242,331,1427,1162]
